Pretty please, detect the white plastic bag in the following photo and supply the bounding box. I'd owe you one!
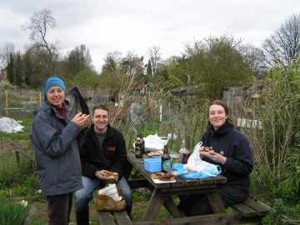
[186,141,203,166]
[0,117,24,133]
[143,133,167,152]
[98,184,122,201]
[183,141,221,178]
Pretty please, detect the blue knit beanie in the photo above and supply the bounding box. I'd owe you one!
[44,76,66,100]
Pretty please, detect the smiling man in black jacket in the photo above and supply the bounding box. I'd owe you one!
[74,104,132,225]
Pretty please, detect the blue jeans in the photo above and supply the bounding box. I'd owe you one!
[75,176,132,215]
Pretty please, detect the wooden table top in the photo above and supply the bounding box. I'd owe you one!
[127,151,227,191]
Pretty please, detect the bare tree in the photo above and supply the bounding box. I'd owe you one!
[23,8,57,69]
[120,52,144,79]
[148,46,162,75]
[263,13,300,68]
[240,45,267,78]
[101,51,122,74]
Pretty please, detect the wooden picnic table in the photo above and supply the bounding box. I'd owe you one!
[127,152,234,224]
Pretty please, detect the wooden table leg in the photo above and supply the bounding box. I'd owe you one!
[163,196,181,218]
[206,191,226,213]
[142,189,163,221]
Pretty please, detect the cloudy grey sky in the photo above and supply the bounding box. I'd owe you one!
[0,0,299,72]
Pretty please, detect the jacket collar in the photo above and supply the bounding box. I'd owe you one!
[209,121,233,136]
[89,124,112,137]
[35,101,71,121]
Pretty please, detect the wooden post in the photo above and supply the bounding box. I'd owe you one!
[5,89,8,116]
[15,151,20,165]
[39,92,42,106]
[159,104,162,122]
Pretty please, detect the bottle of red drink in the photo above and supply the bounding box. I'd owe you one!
[179,139,190,163]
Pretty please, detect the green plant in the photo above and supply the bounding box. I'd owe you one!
[245,63,300,223]
[0,201,29,225]
[132,189,151,201]
[273,149,300,202]
[262,199,300,225]
[0,152,38,199]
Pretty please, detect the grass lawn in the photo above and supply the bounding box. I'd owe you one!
[27,199,152,224]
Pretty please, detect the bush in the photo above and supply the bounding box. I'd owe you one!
[246,63,300,223]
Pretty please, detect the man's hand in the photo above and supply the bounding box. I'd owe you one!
[95,170,119,183]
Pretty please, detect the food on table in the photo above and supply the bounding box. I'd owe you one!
[151,172,165,179]
[150,171,176,181]
[147,150,163,157]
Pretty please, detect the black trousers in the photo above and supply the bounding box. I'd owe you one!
[47,193,73,225]
[178,185,248,216]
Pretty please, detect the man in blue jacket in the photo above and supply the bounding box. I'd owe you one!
[75,104,132,225]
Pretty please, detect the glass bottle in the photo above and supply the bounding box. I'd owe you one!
[161,144,172,172]
[137,134,145,155]
[134,136,142,158]
[179,139,190,163]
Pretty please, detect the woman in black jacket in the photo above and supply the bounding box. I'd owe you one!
[178,100,253,216]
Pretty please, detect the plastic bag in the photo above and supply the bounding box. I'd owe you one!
[171,141,222,180]
[186,141,203,166]
[143,134,167,152]
[172,163,221,180]
[96,184,126,211]
[98,184,122,201]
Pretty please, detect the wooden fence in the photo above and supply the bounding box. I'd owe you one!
[0,88,42,118]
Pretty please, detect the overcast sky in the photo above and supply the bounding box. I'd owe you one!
[0,0,299,72]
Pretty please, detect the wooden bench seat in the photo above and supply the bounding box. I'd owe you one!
[98,211,132,225]
[232,197,271,223]
[93,190,132,225]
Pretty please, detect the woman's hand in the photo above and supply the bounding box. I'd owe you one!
[199,146,213,159]
[71,112,90,130]
[200,147,227,165]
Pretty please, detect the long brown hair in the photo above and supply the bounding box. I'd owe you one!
[207,100,234,130]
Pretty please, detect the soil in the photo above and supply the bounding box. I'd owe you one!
[0,140,29,153]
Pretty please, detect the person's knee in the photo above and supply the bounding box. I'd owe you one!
[123,192,132,205]
[117,177,132,200]
[75,190,91,211]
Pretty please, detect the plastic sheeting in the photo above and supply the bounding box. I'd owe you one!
[0,117,24,133]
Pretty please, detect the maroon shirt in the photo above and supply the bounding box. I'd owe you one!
[54,103,67,121]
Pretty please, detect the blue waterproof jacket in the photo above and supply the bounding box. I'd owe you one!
[30,102,83,196]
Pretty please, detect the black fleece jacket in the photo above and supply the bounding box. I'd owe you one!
[202,122,253,193]
[79,124,127,179]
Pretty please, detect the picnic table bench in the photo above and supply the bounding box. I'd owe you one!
[98,211,132,225]
[232,196,271,223]
[96,151,271,225]
[95,193,271,225]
